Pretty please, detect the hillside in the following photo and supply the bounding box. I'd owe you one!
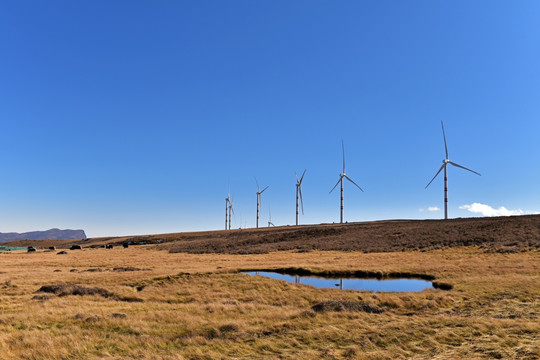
[4,215,539,253]
[0,228,86,243]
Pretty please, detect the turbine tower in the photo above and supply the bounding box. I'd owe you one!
[330,141,363,223]
[255,177,269,228]
[425,121,481,219]
[295,170,306,226]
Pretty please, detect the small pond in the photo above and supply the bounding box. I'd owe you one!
[0,246,27,252]
[243,271,434,292]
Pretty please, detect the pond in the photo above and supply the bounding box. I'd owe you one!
[0,246,27,252]
[242,271,434,292]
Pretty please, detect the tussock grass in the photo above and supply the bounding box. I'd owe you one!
[0,246,537,359]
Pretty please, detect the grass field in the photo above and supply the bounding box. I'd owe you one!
[0,245,538,359]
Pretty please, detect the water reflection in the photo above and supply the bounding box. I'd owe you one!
[243,271,433,292]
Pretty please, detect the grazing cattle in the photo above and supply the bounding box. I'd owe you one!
[57,251,68,255]
[70,245,82,250]
[122,243,129,248]
[106,244,113,249]
[49,246,56,251]
[27,247,36,253]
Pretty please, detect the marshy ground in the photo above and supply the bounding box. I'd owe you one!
[0,245,538,359]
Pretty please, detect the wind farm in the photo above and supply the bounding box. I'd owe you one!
[3,1,540,359]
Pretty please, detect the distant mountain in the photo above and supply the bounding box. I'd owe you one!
[0,229,86,242]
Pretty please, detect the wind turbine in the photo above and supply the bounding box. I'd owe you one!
[228,196,234,230]
[330,141,364,224]
[268,209,275,227]
[255,177,269,228]
[425,121,481,219]
[225,183,231,230]
[295,170,306,226]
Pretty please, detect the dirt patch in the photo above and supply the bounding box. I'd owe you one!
[311,301,384,314]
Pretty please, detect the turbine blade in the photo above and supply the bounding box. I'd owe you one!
[295,172,299,183]
[425,164,445,189]
[254,176,260,191]
[342,140,346,173]
[448,161,481,176]
[299,169,306,184]
[261,185,269,193]
[344,175,364,192]
[329,176,342,193]
[299,187,304,214]
[441,121,449,160]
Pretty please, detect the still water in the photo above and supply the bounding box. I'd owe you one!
[243,271,433,292]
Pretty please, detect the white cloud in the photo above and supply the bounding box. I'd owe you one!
[428,206,440,212]
[459,203,540,217]
[419,208,424,212]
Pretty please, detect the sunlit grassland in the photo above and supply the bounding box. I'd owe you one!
[0,247,538,359]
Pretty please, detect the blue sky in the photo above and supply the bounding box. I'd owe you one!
[1,1,539,237]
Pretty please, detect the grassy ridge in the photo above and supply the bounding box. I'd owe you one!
[4,215,540,255]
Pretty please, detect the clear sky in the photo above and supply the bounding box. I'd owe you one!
[1,1,539,237]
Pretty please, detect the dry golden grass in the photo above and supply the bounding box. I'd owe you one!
[0,246,538,359]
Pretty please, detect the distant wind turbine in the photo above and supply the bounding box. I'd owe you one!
[228,196,234,230]
[330,141,363,223]
[295,170,306,226]
[425,121,481,219]
[255,177,269,228]
[225,182,231,230]
[268,209,275,227]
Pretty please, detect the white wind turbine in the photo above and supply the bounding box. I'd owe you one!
[255,177,269,228]
[268,209,275,227]
[295,170,306,226]
[330,141,363,223]
[425,121,481,219]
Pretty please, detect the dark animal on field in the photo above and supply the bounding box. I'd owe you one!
[70,245,82,250]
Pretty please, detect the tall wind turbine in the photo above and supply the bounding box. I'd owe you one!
[225,183,231,230]
[295,170,306,226]
[425,121,481,219]
[330,141,364,223]
[255,177,269,228]
[228,196,234,230]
